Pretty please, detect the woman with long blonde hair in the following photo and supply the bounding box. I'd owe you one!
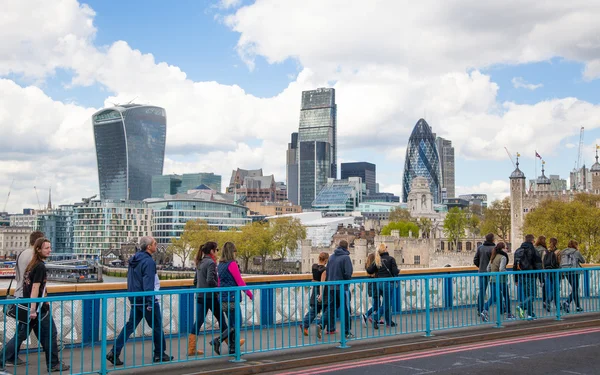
[366,243,399,328]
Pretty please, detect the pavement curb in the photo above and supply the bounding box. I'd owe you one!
[186,317,600,375]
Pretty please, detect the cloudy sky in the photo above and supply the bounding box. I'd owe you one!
[2,0,600,213]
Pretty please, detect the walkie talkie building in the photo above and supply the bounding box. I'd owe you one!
[92,104,167,201]
[402,118,442,203]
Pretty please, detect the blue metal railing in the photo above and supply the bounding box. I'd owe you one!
[0,267,597,374]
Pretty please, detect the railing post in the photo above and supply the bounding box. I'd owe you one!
[425,278,432,337]
[100,296,108,375]
[555,270,562,321]
[338,283,349,348]
[495,274,502,328]
[230,289,245,363]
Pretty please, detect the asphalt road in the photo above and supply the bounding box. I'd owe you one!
[272,327,600,375]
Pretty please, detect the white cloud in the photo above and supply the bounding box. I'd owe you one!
[511,77,544,90]
[456,180,510,203]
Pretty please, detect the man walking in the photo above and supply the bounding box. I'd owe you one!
[318,240,354,340]
[0,231,68,371]
[107,236,172,366]
[513,234,543,320]
[474,233,495,316]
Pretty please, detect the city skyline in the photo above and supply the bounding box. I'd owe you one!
[3,1,600,212]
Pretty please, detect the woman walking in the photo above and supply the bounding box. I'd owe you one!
[366,244,399,328]
[542,238,560,312]
[481,242,515,321]
[302,252,328,335]
[216,242,253,355]
[534,236,548,306]
[560,240,585,313]
[22,238,69,372]
[362,252,382,327]
[187,242,228,356]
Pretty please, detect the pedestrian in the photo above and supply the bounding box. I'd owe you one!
[534,235,548,308]
[318,240,354,340]
[187,242,229,356]
[542,237,560,312]
[366,243,399,328]
[302,252,329,336]
[18,238,69,371]
[481,242,515,321]
[216,242,253,355]
[474,233,495,314]
[107,236,173,366]
[559,240,585,313]
[361,252,383,327]
[0,231,65,369]
[513,234,542,320]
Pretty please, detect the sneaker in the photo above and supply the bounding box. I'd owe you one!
[211,339,221,356]
[480,310,489,322]
[387,321,397,327]
[516,306,525,319]
[361,314,368,327]
[545,303,552,312]
[316,324,322,339]
[506,313,516,320]
[526,315,534,321]
[345,332,355,339]
[106,351,124,366]
[373,321,379,329]
[49,363,70,372]
[368,317,373,323]
[303,328,309,336]
[562,301,570,313]
[530,313,537,320]
[576,307,584,312]
[153,354,173,363]
[326,330,337,335]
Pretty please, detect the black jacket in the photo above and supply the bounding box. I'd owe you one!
[366,252,399,278]
[194,255,218,301]
[474,241,495,273]
[513,241,542,281]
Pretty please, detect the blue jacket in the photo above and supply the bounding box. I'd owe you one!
[326,247,353,290]
[127,250,156,307]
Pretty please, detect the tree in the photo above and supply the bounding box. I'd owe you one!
[480,197,511,243]
[388,207,414,223]
[444,207,468,251]
[523,196,600,263]
[381,221,420,237]
[417,217,433,238]
[467,212,481,239]
[270,217,306,271]
[239,221,275,273]
[168,220,216,267]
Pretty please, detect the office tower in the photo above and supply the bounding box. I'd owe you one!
[403,119,442,203]
[341,162,376,195]
[435,137,455,198]
[286,132,299,204]
[92,104,167,201]
[297,88,337,208]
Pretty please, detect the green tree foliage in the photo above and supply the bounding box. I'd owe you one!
[523,194,600,263]
[168,220,217,267]
[480,197,511,242]
[381,221,420,237]
[388,207,414,223]
[417,217,432,238]
[467,212,481,238]
[270,217,307,271]
[444,207,468,251]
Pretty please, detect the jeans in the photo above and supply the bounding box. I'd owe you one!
[544,273,559,308]
[373,281,393,324]
[321,288,351,334]
[112,301,166,357]
[302,303,323,329]
[566,272,581,308]
[517,275,536,316]
[190,293,228,336]
[366,284,382,317]
[483,281,510,313]
[2,310,60,368]
[477,275,490,313]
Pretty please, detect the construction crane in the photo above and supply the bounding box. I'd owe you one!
[2,179,14,212]
[504,147,516,168]
[34,186,42,211]
[574,127,585,191]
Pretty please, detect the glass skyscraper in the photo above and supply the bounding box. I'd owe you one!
[435,136,455,199]
[297,88,337,209]
[286,132,299,204]
[341,162,376,196]
[92,104,167,201]
[403,119,442,203]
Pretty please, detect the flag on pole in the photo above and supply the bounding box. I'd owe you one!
[535,151,542,159]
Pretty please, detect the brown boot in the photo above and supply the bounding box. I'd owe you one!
[223,338,245,347]
[187,334,204,356]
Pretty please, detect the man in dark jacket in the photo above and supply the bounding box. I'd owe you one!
[319,240,354,340]
[474,233,495,314]
[107,236,173,366]
[513,234,543,319]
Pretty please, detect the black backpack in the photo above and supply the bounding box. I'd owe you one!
[543,250,558,269]
[513,247,532,271]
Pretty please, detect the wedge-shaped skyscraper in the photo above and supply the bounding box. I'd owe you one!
[402,119,442,203]
[92,104,167,201]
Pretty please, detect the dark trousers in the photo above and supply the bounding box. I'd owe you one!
[374,282,393,324]
[566,272,581,308]
[518,275,536,316]
[544,274,560,308]
[190,294,228,335]
[484,282,510,313]
[1,312,60,368]
[112,301,166,357]
[477,275,490,313]
[322,289,351,335]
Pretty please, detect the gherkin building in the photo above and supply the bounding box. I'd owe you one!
[402,118,442,203]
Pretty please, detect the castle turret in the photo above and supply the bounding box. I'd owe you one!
[591,147,600,194]
[510,154,526,250]
[535,162,551,192]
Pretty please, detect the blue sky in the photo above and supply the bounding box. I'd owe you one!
[2,1,600,211]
